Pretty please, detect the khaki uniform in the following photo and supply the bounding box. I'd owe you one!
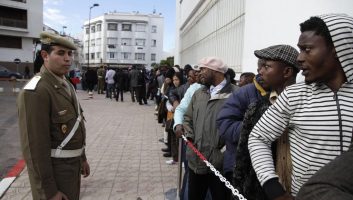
[17,66,86,200]
[97,68,105,94]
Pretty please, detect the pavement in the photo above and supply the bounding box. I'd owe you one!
[1,90,179,200]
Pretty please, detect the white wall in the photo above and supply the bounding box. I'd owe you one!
[242,0,353,74]
[177,0,245,71]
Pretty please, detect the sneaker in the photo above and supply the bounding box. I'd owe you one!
[165,160,176,165]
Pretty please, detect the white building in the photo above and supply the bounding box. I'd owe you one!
[83,11,164,69]
[176,0,353,77]
[0,0,43,74]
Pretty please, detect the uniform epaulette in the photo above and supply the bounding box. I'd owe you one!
[24,76,41,90]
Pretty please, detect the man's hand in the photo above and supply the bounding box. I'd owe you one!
[274,193,294,200]
[175,124,184,138]
[81,160,90,178]
[49,191,68,200]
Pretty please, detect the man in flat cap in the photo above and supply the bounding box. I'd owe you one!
[17,32,90,200]
[216,45,299,199]
[249,13,353,200]
[183,57,238,199]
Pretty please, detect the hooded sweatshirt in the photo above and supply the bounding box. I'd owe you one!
[248,13,353,198]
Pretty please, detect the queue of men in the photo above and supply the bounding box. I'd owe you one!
[16,13,353,200]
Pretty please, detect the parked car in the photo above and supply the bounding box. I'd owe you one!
[0,65,23,79]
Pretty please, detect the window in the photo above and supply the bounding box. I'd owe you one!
[96,52,101,59]
[0,35,22,49]
[91,39,95,46]
[85,28,89,34]
[108,23,117,31]
[85,40,88,47]
[135,39,145,46]
[91,26,95,33]
[91,53,95,59]
[121,52,131,60]
[107,37,118,44]
[151,25,157,33]
[85,53,89,59]
[107,52,115,59]
[151,54,156,61]
[96,24,101,32]
[122,24,132,31]
[0,6,27,29]
[135,53,145,60]
[108,44,116,48]
[96,38,101,46]
[136,24,146,32]
[121,38,131,46]
[151,39,156,47]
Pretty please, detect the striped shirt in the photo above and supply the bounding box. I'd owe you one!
[249,13,353,196]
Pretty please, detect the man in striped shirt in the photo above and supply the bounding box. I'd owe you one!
[248,13,353,200]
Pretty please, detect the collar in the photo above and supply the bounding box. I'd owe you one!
[210,78,226,97]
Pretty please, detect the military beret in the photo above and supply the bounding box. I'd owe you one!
[254,45,299,70]
[40,31,77,50]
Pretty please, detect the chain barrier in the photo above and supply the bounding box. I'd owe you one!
[181,135,247,200]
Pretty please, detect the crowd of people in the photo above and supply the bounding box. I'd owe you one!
[154,14,353,200]
[18,13,353,200]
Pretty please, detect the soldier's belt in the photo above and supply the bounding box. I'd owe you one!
[51,147,84,158]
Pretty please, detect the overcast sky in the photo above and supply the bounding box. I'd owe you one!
[43,0,176,53]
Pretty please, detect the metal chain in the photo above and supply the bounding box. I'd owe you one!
[181,135,246,200]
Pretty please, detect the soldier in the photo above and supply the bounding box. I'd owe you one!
[97,65,105,94]
[17,32,90,200]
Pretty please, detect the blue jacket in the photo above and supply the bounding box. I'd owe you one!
[216,83,263,173]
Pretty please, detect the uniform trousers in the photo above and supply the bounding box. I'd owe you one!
[28,157,81,200]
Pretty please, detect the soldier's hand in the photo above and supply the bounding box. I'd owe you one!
[175,124,184,138]
[81,160,90,178]
[49,191,68,200]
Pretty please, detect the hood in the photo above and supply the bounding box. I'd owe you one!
[319,14,353,83]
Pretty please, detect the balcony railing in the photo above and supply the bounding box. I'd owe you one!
[10,0,27,3]
[0,17,27,29]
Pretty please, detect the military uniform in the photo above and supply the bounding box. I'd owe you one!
[97,67,105,94]
[17,32,87,200]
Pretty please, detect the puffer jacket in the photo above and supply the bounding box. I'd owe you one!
[183,80,238,174]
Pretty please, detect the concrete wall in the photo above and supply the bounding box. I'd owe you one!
[176,0,245,72]
[242,0,353,75]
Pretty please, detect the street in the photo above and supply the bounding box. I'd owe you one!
[0,80,24,180]
[1,89,178,199]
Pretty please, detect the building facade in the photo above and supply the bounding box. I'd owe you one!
[83,11,164,69]
[176,0,245,73]
[0,0,43,75]
[176,0,353,77]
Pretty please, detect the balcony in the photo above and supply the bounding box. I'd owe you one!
[10,0,27,2]
[0,17,27,29]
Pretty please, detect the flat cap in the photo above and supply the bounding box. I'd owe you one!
[198,57,228,74]
[254,45,299,70]
[40,31,77,50]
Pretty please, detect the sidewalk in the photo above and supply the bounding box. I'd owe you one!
[1,90,178,200]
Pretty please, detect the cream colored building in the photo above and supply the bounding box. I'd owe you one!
[0,0,43,74]
[176,0,353,76]
[83,11,164,68]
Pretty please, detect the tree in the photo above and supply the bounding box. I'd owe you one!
[160,56,174,67]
